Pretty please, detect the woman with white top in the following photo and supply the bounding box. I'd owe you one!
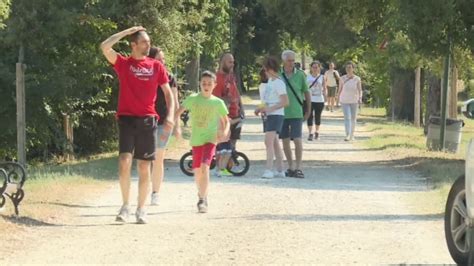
[257,68,268,132]
[337,61,362,141]
[306,61,327,141]
[255,56,289,179]
[324,62,340,112]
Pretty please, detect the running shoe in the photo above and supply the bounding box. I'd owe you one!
[150,192,159,206]
[115,205,130,223]
[135,208,147,224]
[261,169,274,179]
[197,198,208,213]
[219,169,233,177]
[308,134,314,141]
[230,165,243,173]
[344,136,350,141]
[274,171,286,178]
[315,132,320,140]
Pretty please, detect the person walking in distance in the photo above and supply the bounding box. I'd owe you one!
[100,27,175,224]
[324,62,340,112]
[175,71,230,213]
[147,47,180,206]
[337,61,362,141]
[255,56,289,179]
[279,50,311,178]
[213,53,243,177]
[307,61,327,141]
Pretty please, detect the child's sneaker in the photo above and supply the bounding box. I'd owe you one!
[197,198,208,213]
[219,169,233,177]
[115,205,130,222]
[150,192,159,206]
[135,208,147,224]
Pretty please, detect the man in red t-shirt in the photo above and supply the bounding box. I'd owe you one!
[100,26,175,224]
[213,53,244,177]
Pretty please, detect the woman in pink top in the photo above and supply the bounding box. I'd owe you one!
[337,61,362,141]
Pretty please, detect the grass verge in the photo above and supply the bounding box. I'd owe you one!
[358,107,471,192]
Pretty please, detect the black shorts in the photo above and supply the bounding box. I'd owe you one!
[118,116,157,161]
[230,123,242,140]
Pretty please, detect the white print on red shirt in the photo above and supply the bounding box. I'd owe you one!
[129,65,154,80]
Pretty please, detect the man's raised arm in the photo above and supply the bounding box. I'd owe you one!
[100,26,145,65]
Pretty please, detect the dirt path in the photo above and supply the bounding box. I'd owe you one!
[1,101,453,264]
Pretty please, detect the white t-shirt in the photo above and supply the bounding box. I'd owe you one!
[307,74,325,103]
[339,75,361,104]
[325,69,339,87]
[258,83,266,103]
[263,77,287,116]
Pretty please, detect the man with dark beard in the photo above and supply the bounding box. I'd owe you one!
[212,53,243,177]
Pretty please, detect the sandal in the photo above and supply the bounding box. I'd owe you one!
[294,169,305,178]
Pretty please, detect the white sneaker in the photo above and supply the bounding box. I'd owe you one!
[344,136,350,141]
[350,135,356,141]
[231,165,243,173]
[135,208,147,224]
[115,205,130,222]
[213,169,221,177]
[274,171,286,178]
[150,192,159,206]
[261,170,274,179]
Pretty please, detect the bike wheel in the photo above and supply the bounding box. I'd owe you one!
[445,175,470,264]
[179,151,194,177]
[227,151,250,176]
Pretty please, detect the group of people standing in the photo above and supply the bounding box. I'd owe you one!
[100,26,362,223]
[256,50,363,180]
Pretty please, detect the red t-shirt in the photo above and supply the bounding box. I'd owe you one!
[213,71,241,118]
[113,54,169,118]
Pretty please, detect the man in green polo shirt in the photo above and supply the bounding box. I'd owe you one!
[279,50,311,178]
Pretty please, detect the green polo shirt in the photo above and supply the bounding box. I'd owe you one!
[280,68,309,119]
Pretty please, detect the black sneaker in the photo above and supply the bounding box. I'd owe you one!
[285,169,296,177]
[294,169,305,178]
[308,134,314,141]
[315,132,319,140]
[197,198,208,213]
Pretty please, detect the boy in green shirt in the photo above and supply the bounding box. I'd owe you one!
[175,71,230,213]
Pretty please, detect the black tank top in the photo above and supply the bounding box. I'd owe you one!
[156,73,177,125]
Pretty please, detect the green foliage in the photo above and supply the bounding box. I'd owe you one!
[0,0,9,28]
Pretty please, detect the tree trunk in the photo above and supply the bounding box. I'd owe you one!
[424,72,441,135]
[420,68,425,125]
[449,66,458,119]
[414,66,421,127]
[390,67,415,121]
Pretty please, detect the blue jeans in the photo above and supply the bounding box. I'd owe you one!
[341,103,358,137]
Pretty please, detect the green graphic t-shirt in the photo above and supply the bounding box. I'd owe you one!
[182,93,229,146]
[280,68,309,119]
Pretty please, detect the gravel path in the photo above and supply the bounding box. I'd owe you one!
[1,102,453,264]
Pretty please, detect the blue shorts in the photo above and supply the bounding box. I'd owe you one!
[264,115,284,134]
[279,118,303,139]
[216,141,233,155]
[155,124,172,149]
